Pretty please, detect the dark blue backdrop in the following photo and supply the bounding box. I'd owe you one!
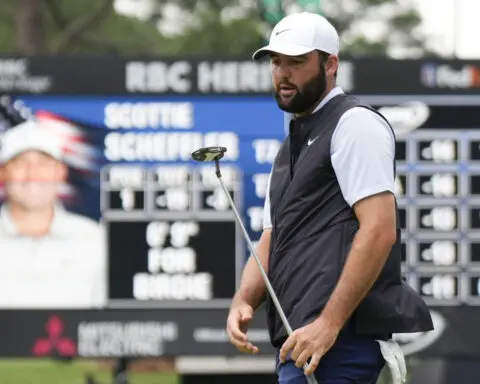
[16,95,286,245]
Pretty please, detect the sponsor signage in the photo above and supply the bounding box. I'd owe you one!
[0,307,475,358]
[0,56,479,95]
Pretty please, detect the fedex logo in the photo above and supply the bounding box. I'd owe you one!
[421,63,480,89]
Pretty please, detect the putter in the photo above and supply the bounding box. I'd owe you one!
[191,146,318,384]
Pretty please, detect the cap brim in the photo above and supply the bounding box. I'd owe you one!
[252,43,315,60]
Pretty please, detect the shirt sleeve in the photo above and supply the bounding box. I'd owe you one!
[263,170,273,229]
[331,107,396,207]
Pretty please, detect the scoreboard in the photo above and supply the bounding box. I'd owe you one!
[369,101,480,309]
[14,93,480,310]
[394,127,480,306]
[101,164,243,307]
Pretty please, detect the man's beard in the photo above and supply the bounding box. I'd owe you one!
[274,66,327,114]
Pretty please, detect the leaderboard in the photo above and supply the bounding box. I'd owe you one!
[394,127,480,307]
[21,95,480,310]
[101,164,243,307]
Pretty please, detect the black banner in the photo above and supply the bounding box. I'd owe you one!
[0,308,274,359]
[0,307,476,359]
[1,56,480,96]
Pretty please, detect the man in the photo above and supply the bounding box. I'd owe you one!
[226,12,433,384]
[0,120,106,308]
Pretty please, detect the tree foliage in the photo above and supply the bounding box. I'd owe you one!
[0,0,437,57]
[0,0,170,55]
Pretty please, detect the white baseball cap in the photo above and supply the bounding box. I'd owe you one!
[252,12,339,60]
[0,119,63,164]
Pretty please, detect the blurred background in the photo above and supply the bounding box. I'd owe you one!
[1,0,479,58]
[0,0,479,383]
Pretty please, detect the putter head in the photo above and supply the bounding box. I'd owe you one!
[191,146,227,162]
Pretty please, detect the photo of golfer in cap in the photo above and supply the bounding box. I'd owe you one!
[0,119,106,309]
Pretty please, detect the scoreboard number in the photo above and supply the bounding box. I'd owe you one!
[417,173,458,198]
[119,188,135,211]
[418,274,459,301]
[199,166,236,212]
[201,187,232,211]
[152,166,192,211]
[418,206,458,232]
[154,188,190,211]
[135,220,211,301]
[103,166,146,212]
[418,139,458,163]
[418,241,458,266]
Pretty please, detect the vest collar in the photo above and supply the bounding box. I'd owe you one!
[289,91,347,141]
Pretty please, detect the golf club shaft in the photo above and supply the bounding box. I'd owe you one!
[216,174,318,384]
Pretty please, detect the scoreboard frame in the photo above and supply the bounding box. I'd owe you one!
[100,164,246,309]
[5,56,480,361]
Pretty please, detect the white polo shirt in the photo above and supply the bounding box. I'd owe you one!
[263,86,396,229]
[0,204,107,308]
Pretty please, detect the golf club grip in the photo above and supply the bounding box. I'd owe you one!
[215,176,319,384]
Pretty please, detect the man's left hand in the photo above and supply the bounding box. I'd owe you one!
[279,316,341,376]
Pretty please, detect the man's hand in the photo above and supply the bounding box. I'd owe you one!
[226,303,259,354]
[226,229,271,354]
[279,316,340,375]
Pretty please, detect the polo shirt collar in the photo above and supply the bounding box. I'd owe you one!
[311,86,345,114]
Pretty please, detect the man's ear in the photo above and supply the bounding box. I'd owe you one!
[0,165,5,183]
[326,55,339,78]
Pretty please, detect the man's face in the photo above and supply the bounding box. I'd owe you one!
[270,51,327,114]
[2,151,66,211]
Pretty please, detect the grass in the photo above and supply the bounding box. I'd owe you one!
[0,358,412,384]
[0,359,179,384]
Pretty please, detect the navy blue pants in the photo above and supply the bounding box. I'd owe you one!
[275,326,386,383]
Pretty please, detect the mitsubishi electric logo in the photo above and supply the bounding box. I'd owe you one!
[32,315,77,357]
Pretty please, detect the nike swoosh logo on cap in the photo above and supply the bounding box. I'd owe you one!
[275,28,290,35]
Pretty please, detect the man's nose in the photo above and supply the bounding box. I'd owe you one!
[24,164,43,181]
[275,63,292,79]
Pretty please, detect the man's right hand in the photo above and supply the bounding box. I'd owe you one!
[226,303,259,354]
